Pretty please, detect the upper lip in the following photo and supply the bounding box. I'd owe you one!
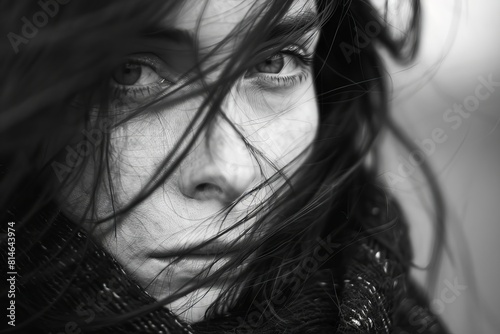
[151,240,246,258]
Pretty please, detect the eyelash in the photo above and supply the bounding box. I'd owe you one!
[248,48,314,88]
[110,57,172,102]
[109,46,314,102]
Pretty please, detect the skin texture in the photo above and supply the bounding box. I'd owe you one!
[60,0,319,322]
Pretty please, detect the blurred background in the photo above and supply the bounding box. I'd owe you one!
[378,0,500,333]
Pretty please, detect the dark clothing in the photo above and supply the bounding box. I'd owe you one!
[2,199,449,333]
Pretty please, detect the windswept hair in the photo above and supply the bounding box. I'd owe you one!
[0,0,446,331]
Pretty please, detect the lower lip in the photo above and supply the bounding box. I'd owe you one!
[152,255,235,279]
[151,253,235,261]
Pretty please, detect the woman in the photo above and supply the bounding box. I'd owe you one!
[1,0,449,333]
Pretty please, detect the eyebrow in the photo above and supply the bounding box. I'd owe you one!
[142,27,195,49]
[267,9,320,41]
[143,9,319,49]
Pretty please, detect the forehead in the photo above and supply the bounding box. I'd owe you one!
[169,0,316,47]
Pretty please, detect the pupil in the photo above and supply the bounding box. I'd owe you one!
[112,62,141,85]
[256,55,284,74]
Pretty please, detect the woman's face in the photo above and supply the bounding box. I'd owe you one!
[61,0,319,322]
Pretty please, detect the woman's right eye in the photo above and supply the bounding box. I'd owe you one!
[112,62,163,86]
[110,56,175,103]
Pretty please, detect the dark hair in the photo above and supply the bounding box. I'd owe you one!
[0,0,444,330]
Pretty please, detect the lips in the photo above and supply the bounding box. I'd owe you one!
[151,240,245,259]
[148,240,251,287]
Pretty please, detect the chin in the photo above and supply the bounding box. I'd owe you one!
[166,286,223,323]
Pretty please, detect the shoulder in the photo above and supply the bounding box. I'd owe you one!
[330,182,450,333]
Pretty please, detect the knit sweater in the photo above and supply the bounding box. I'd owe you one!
[2,203,449,334]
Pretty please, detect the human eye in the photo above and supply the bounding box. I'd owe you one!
[110,54,175,104]
[244,45,314,89]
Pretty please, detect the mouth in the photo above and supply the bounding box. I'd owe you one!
[150,240,246,259]
[148,240,253,286]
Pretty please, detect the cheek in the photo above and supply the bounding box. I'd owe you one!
[106,102,201,194]
[265,110,317,168]
[244,89,319,170]
[60,101,201,218]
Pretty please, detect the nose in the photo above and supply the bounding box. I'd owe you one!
[178,117,259,204]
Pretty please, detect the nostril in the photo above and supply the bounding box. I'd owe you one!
[195,183,223,195]
[179,157,257,203]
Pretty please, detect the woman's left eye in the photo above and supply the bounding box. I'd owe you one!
[253,54,286,74]
[245,47,313,88]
